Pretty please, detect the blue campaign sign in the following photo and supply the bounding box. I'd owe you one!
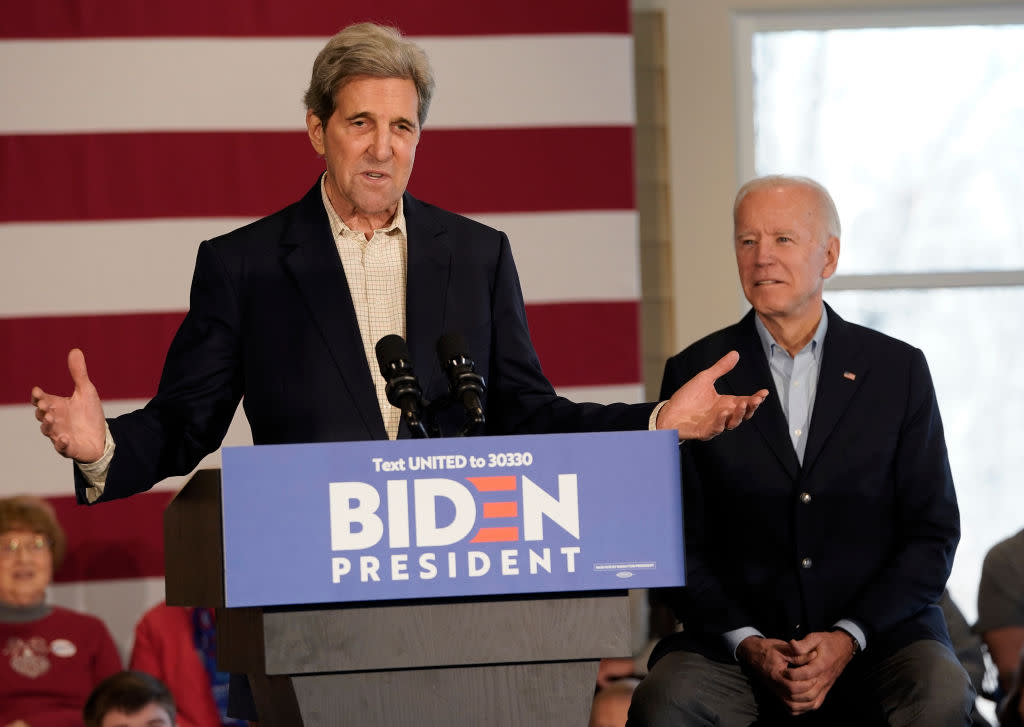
[220,430,684,607]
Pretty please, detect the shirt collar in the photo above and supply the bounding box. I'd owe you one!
[754,306,829,361]
[319,173,406,241]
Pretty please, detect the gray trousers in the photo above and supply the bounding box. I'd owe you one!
[626,638,975,727]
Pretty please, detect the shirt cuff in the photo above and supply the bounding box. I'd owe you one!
[75,423,114,503]
[832,619,867,652]
[724,626,764,660]
[648,400,669,430]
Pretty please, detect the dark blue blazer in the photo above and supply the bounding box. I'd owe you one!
[657,305,958,660]
[77,180,654,503]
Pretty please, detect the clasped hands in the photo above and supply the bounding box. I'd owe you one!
[738,631,857,716]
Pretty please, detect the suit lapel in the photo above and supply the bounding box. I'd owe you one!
[723,312,801,480]
[404,194,453,397]
[280,181,386,438]
[802,305,866,474]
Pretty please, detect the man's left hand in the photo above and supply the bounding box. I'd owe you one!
[657,351,768,440]
[778,630,857,714]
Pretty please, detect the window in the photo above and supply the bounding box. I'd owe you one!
[735,8,1024,625]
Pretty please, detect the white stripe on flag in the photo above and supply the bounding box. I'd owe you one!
[0,35,633,134]
[1,211,638,316]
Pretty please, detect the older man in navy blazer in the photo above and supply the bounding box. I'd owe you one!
[628,176,974,726]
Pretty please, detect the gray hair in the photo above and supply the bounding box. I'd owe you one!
[304,23,436,128]
[734,175,841,241]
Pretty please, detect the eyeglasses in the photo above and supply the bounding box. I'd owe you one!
[0,535,50,557]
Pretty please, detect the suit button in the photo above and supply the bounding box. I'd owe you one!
[799,492,812,504]
[801,557,813,569]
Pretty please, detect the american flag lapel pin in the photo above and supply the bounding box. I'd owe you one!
[843,371,856,381]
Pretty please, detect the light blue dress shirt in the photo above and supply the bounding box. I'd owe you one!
[754,312,827,464]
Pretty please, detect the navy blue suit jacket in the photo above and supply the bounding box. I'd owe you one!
[77,180,654,503]
[657,305,958,660]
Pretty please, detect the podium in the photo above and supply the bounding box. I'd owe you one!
[164,431,684,727]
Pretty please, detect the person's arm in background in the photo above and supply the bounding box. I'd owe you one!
[997,648,1024,727]
[984,627,1024,694]
[977,531,1024,695]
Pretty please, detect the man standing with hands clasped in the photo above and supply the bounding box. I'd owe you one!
[628,175,974,726]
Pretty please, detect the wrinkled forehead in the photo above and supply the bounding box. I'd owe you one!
[735,185,827,235]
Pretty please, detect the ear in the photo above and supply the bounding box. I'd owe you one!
[821,235,840,280]
[306,108,325,156]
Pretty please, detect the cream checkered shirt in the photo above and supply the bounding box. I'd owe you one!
[320,175,407,441]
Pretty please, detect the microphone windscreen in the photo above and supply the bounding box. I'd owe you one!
[375,334,410,376]
[436,332,469,363]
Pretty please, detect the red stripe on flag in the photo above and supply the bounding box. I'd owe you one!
[413,127,635,216]
[1,312,184,405]
[0,132,321,223]
[47,491,174,583]
[1,301,639,405]
[526,301,641,388]
[0,127,634,222]
[1,1,629,38]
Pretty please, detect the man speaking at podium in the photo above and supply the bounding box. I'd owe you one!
[29,21,768,724]
[31,22,766,504]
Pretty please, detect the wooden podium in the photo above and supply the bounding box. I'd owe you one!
[164,432,684,726]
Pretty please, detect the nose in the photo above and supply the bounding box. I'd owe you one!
[367,128,393,162]
[753,239,775,266]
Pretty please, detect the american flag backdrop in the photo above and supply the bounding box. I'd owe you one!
[0,0,641,658]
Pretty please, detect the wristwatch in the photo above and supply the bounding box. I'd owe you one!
[834,627,861,657]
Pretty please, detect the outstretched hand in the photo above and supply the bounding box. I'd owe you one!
[657,350,768,441]
[31,348,107,463]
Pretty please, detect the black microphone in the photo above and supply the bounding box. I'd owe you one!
[375,334,429,439]
[436,332,486,436]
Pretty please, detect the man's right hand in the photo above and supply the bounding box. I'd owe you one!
[31,348,106,463]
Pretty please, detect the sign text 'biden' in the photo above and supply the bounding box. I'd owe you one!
[329,472,581,584]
